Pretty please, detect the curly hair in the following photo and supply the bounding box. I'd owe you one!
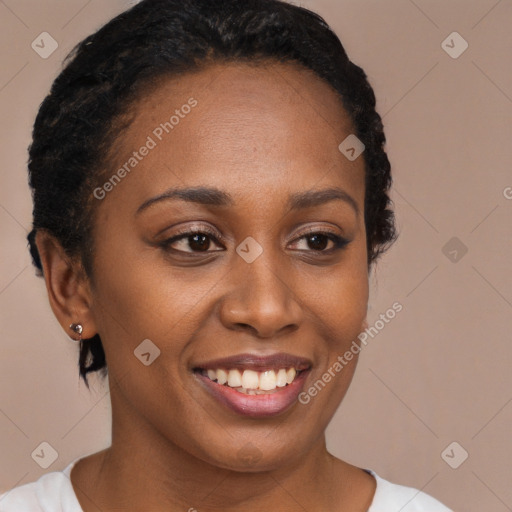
[27,0,397,388]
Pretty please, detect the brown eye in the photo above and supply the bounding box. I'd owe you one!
[305,233,330,251]
[160,228,224,254]
[291,231,349,253]
[184,233,211,252]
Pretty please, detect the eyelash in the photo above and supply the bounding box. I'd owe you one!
[159,226,350,256]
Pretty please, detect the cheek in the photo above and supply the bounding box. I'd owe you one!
[295,246,369,416]
[90,254,214,358]
[304,250,369,342]
[89,256,208,428]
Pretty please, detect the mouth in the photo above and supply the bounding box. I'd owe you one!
[197,367,305,395]
[192,353,312,417]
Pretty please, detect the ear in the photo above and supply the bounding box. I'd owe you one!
[35,230,97,340]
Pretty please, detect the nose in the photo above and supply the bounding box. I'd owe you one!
[218,254,304,339]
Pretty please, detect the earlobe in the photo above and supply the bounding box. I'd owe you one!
[35,231,97,339]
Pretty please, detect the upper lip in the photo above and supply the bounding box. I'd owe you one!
[193,352,312,372]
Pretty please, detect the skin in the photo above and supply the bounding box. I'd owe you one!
[37,61,376,511]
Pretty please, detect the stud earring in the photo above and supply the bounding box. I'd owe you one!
[69,323,83,342]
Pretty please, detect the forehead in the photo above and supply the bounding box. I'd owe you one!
[101,61,364,209]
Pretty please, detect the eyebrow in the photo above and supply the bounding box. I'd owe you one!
[288,188,359,216]
[136,187,234,215]
[136,186,359,217]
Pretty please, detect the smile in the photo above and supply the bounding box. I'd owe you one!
[200,367,301,394]
[193,352,312,417]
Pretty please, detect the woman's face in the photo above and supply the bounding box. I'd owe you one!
[87,61,368,471]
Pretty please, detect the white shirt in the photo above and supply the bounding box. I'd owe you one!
[0,458,453,511]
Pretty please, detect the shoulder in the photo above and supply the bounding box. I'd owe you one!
[0,459,82,512]
[367,470,453,512]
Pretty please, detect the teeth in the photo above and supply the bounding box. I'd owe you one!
[236,387,281,395]
[276,368,288,387]
[259,370,276,390]
[217,369,228,385]
[241,370,259,389]
[203,367,301,392]
[227,369,242,387]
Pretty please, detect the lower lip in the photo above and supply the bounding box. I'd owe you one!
[195,370,309,418]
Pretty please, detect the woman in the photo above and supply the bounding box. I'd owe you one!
[0,0,452,510]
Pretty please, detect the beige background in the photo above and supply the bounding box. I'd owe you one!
[1,1,511,510]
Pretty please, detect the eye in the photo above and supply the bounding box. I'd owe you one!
[290,230,349,253]
[158,226,349,256]
[160,226,224,254]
